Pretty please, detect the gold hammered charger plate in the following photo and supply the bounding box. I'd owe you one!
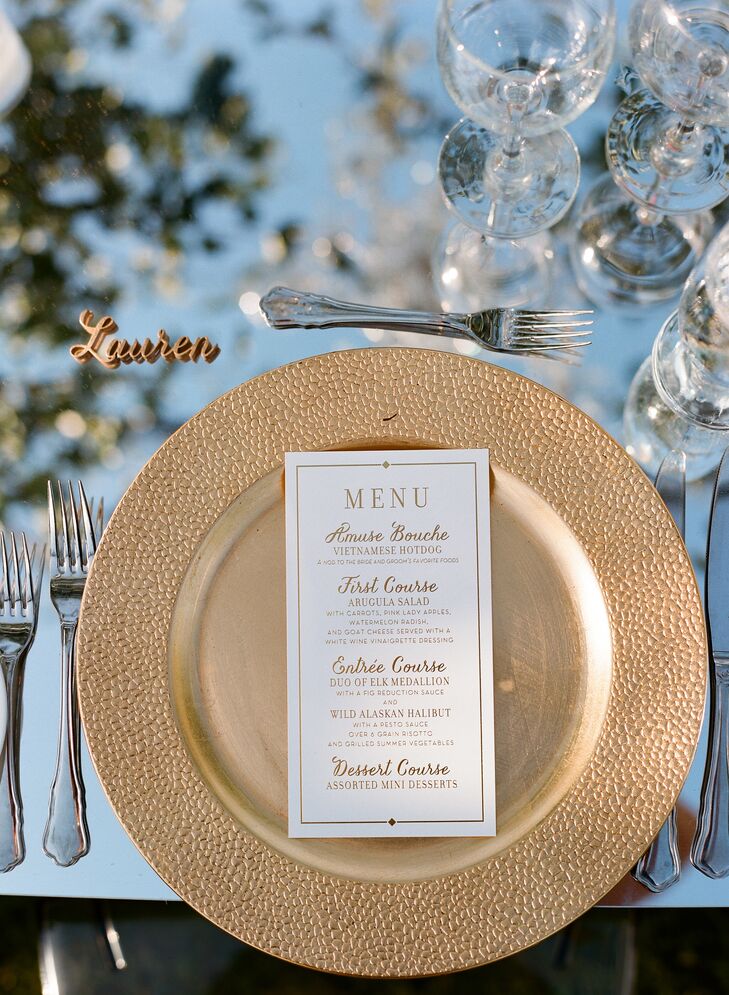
[77,347,706,978]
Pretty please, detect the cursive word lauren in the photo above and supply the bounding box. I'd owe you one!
[70,310,220,369]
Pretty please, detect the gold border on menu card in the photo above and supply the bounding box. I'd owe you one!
[293,459,487,828]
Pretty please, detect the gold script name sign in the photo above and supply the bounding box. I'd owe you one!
[70,310,220,369]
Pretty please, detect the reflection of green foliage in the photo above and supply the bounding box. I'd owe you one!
[243,1,337,42]
[357,25,446,147]
[0,8,274,518]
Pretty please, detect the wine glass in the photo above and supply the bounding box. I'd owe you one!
[437,0,615,236]
[572,0,729,308]
[680,210,729,356]
[624,220,729,480]
[435,0,615,308]
[571,171,714,307]
[610,0,729,213]
[433,221,553,310]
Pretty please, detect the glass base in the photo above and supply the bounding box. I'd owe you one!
[433,221,552,311]
[438,117,579,239]
[653,311,729,429]
[607,92,729,214]
[570,174,714,308]
[623,355,729,482]
[624,311,729,481]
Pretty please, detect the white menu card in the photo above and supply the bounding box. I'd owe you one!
[285,449,495,838]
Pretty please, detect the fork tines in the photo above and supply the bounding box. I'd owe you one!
[514,309,593,353]
[0,532,35,618]
[47,481,98,575]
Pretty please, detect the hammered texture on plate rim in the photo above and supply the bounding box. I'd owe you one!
[76,347,706,978]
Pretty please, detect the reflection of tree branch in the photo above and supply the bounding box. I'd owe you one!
[0,9,275,518]
[239,2,446,315]
[242,1,338,42]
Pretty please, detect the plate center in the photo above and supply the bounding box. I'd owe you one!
[170,452,612,882]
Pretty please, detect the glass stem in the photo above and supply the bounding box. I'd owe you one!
[669,120,696,145]
[493,135,523,230]
[651,115,704,182]
[502,126,524,162]
[631,112,704,212]
[484,96,529,227]
[634,203,664,227]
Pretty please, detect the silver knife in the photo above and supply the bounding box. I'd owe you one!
[692,446,729,877]
[632,451,684,892]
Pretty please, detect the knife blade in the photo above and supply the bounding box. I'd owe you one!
[692,446,729,878]
[632,451,685,892]
[706,449,729,657]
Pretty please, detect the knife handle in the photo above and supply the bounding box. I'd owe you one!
[632,807,680,892]
[692,661,729,878]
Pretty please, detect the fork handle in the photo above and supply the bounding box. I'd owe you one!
[691,661,729,877]
[259,286,471,339]
[43,622,89,867]
[0,655,24,871]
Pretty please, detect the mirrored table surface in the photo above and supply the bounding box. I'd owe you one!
[0,0,721,908]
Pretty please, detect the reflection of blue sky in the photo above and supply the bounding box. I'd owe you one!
[52,3,421,437]
[53,0,702,548]
[0,0,721,906]
[6,0,660,515]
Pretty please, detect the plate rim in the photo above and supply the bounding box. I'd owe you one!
[77,346,707,977]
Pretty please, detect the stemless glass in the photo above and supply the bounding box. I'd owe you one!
[610,0,729,213]
[437,0,616,238]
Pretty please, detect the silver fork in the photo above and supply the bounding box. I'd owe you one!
[259,286,593,359]
[0,532,42,872]
[43,481,102,867]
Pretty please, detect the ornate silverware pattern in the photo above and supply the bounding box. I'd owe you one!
[260,286,593,360]
[43,481,102,867]
[692,447,729,878]
[0,532,43,872]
